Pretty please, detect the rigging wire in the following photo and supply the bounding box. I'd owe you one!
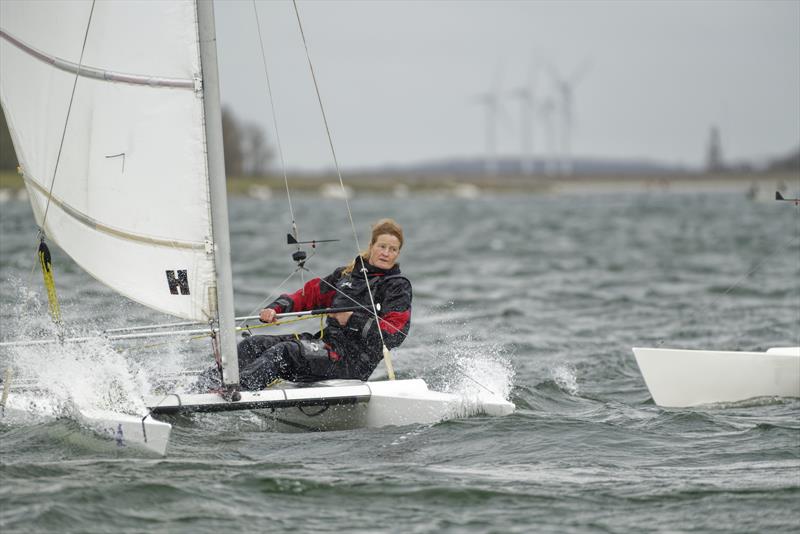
[24,0,96,324]
[290,0,395,378]
[303,266,502,397]
[657,226,800,347]
[251,1,298,244]
[251,0,311,304]
[235,267,300,330]
[38,0,96,238]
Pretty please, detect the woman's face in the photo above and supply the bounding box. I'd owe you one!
[368,234,401,270]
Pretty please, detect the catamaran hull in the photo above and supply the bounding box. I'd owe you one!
[3,379,512,455]
[146,378,515,433]
[632,347,800,407]
[268,379,515,431]
[1,395,172,456]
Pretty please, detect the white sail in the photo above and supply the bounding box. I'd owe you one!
[0,0,218,321]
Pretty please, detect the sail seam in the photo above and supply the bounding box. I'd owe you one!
[0,29,195,90]
[25,176,205,250]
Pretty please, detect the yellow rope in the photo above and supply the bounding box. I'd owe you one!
[245,315,318,331]
[38,241,61,325]
[135,314,326,350]
[265,377,283,388]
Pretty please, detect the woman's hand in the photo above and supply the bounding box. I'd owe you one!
[259,308,278,323]
[329,311,353,326]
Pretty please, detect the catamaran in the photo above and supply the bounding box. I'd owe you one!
[632,346,800,408]
[633,193,800,408]
[0,0,513,455]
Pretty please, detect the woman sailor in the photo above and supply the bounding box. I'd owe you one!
[200,219,412,391]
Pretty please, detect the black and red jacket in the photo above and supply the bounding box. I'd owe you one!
[267,257,412,380]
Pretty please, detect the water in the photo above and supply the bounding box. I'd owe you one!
[1,190,799,533]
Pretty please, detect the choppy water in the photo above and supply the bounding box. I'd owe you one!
[1,189,799,533]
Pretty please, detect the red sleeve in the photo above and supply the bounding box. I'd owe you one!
[284,277,336,311]
[269,269,341,313]
[379,310,411,334]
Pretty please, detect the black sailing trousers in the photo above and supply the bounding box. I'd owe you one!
[197,333,346,391]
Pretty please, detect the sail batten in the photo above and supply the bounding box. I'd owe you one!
[24,174,207,250]
[0,29,196,90]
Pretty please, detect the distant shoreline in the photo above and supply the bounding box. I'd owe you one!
[1,169,797,198]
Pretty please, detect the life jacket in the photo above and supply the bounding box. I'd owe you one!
[324,268,412,379]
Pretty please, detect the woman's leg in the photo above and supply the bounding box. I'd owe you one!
[239,339,302,390]
[195,334,340,391]
[193,334,297,392]
[238,334,296,367]
[240,337,338,389]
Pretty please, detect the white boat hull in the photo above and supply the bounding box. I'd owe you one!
[145,378,514,432]
[632,346,800,407]
[75,409,172,456]
[274,379,514,431]
[1,394,172,456]
[2,378,512,454]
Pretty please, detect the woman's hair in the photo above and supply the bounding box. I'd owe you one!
[342,218,403,274]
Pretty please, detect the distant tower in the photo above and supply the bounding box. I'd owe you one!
[706,126,724,173]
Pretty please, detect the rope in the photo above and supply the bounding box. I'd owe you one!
[291,0,394,378]
[251,1,299,245]
[236,268,299,330]
[135,313,327,351]
[39,0,96,234]
[305,266,500,396]
[37,241,61,325]
[27,1,96,289]
[23,1,96,326]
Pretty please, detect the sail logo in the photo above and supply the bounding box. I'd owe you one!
[165,270,190,295]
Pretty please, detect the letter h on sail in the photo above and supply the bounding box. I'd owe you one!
[165,270,190,295]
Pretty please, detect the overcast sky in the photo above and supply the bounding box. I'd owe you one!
[214,0,800,172]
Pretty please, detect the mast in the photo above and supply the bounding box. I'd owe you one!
[197,0,239,386]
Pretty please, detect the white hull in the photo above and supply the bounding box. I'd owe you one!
[632,346,800,407]
[3,378,512,455]
[277,379,513,431]
[75,409,172,456]
[1,395,172,456]
[146,378,514,432]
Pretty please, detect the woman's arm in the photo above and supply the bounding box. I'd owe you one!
[344,278,412,350]
[265,268,343,315]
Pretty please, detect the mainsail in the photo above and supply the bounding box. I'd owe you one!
[0,0,220,322]
[0,3,515,452]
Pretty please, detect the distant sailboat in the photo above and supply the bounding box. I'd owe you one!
[632,191,800,408]
[632,347,799,407]
[0,0,513,454]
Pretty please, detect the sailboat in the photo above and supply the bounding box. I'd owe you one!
[632,193,800,408]
[632,347,800,407]
[0,1,513,455]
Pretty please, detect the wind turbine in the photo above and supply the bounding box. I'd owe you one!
[539,96,559,177]
[548,59,592,176]
[474,64,509,177]
[510,62,539,176]
[475,92,499,176]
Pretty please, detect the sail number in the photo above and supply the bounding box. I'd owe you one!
[166,270,190,295]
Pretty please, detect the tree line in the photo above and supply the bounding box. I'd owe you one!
[0,107,272,177]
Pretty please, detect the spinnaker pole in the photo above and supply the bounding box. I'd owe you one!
[197,0,239,387]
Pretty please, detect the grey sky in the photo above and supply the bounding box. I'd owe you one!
[214,0,800,172]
